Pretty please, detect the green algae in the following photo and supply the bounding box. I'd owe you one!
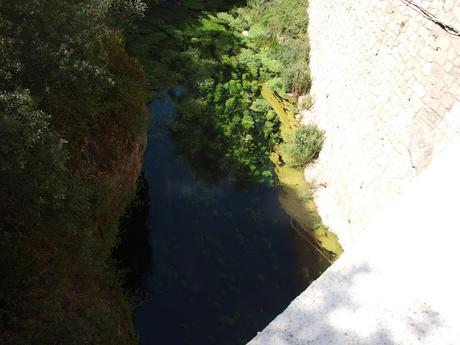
[261,84,343,260]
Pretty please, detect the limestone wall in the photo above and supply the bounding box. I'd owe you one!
[302,0,460,248]
[247,4,460,343]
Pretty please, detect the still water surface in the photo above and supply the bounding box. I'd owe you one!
[133,91,328,345]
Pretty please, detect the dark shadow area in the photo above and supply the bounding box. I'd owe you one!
[133,91,330,345]
[127,0,246,91]
[113,173,153,297]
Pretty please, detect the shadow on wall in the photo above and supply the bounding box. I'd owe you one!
[248,259,445,345]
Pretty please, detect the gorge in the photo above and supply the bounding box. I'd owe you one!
[3,0,458,344]
[0,0,337,344]
[118,0,341,343]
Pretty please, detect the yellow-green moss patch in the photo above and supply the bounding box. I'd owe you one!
[262,84,343,260]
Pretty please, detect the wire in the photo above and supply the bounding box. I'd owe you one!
[401,0,460,37]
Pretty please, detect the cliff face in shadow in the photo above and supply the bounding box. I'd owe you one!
[113,173,152,298]
[0,2,149,344]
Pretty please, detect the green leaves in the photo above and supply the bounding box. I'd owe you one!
[129,0,312,185]
[245,0,312,96]
[241,114,255,129]
[0,90,67,215]
[0,2,148,344]
[147,6,287,184]
[287,124,325,167]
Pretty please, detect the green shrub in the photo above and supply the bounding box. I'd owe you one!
[266,77,285,95]
[297,94,314,112]
[277,38,311,95]
[288,124,324,167]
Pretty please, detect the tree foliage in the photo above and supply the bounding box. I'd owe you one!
[0,1,148,344]
[168,13,282,183]
[129,0,311,184]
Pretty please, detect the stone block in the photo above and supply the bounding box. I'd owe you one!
[436,35,451,50]
[440,92,456,110]
[408,136,433,172]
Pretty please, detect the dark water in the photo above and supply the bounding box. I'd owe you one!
[132,91,328,345]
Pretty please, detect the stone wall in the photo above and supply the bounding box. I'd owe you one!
[247,3,460,343]
[302,0,460,248]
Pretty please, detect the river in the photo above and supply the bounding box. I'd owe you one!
[131,90,329,345]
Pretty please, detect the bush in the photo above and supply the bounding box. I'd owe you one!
[277,38,311,95]
[297,94,314,112]
[288,124,324,167]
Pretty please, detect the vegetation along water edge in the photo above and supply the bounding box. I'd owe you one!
[128,0,343,257]
[0,0,342,344]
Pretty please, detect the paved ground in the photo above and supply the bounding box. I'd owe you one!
[248,135,460,344]
[302,0,460,248]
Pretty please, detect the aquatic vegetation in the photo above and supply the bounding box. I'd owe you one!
[126,2,339,345]
[128,0,312,184]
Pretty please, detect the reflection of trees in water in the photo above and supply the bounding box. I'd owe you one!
[113,173,152,293]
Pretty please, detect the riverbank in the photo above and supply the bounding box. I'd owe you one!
[123,1,344,343]
[261,85,342,260]
[127,0,342,256]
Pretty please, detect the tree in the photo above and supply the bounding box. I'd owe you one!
[0,1,147,343]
